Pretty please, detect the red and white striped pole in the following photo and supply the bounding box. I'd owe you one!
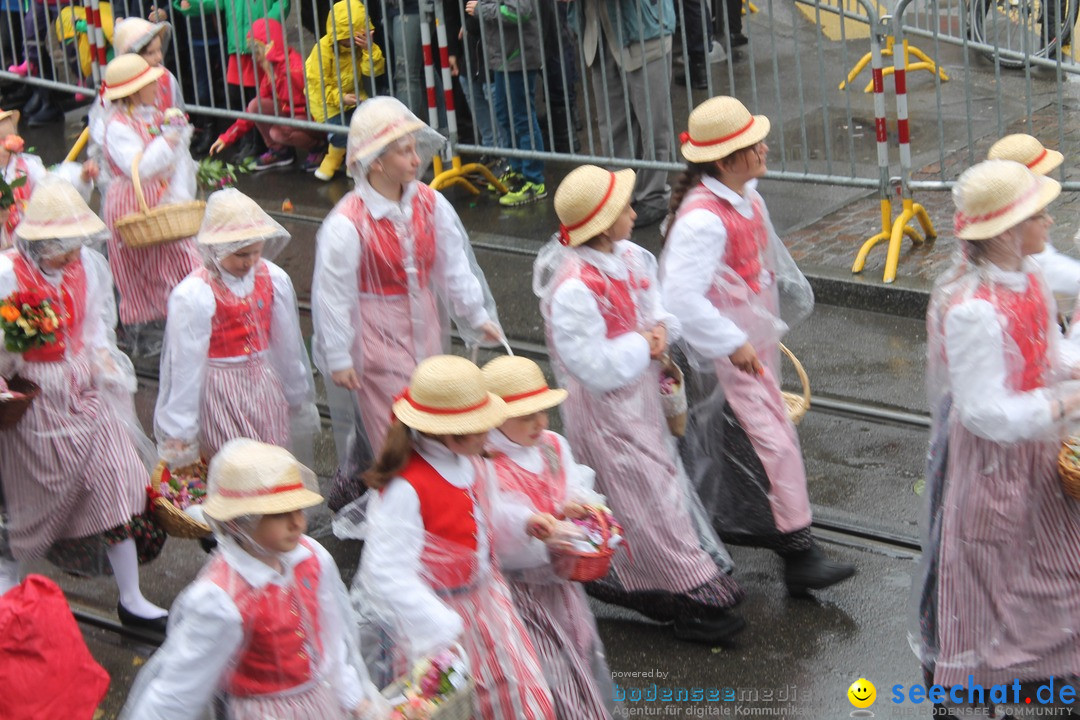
[433,2,457,151]
[85,0,107,86]
[420,15,439,132]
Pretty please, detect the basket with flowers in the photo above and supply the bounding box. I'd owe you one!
[148,460,212,538]
[384,645,474,720]
[1059,438,1080,500]
[551,504,625,583]
[659,353,687,437]
[0,289,61,353]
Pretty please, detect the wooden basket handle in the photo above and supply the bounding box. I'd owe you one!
[779,342,811,410]
[130,151,150,215]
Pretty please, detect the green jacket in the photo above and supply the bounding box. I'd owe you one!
[173,0,291,57]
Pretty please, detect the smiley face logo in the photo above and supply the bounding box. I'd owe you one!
[847,678,876,709]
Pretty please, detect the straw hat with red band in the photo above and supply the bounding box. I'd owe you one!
[481,355,568,417]
[553,165,636,247]
[680,96,770,164]
[953,159,1060,241]
[393,355,508,434]
[102,53,164,101]
[202,438,324,521]
[17,175,108,242]
[987,134,1064,177]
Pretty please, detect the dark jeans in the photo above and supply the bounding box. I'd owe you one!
[491,68,544,184]
[326,107,354,149]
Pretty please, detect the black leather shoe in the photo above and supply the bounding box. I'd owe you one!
[21,88,45,117]
[633,201,669,228]
[672,613,746,644]
[784,544,856,596]
[27,102,63,127]
[730,32,749,47]
[675,60,709,89]
[117,602,168,634]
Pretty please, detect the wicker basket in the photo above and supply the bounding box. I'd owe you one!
[0,376,39,430]
[552,507,616,583]
[780,343,811,426]
[660,355,688,438]
[383,676,475,720]
[1059,441,1080,501]
[149,460,212,539]
[115,152,205,249]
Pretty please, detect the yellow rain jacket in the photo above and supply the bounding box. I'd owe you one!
[305,0,385,123]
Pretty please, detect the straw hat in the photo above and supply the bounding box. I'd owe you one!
[113,17,170,55]
[953,159,1060,241]
[680,96,770,164]
[987,133,1063,176]
[554,165,636,246]
[347,96,427,168]
[393,355,508,434]
[16,177,108,241]
[0,110,19,131]
[481,355,567,417]
[103,53,164,101]
[202,439,324,522]
[198,188,283,246]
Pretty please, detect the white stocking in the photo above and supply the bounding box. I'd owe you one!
[105,538,166,619]
[0,556,20,596]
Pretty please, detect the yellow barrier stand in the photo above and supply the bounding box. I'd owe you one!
[65,127,90,163]
[851,190,935,284]
[430,154,508,195]
[840,35,948,92]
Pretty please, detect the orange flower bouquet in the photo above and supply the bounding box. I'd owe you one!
[0,289,61,353]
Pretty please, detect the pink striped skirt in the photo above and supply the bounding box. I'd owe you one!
[354,292,442,455]
[227,681,345,720]
[103,179,201,326]
[560,368,727,595]
[0,352,148,560]
[200,355,290,459]
[442,573,556,720]
[507,576,613,720]
[934,421,1080,687]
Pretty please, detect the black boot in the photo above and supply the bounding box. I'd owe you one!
[783,543,856,596]
[26,90,62,127]
[675,58,709,89]
[672,612,746,644]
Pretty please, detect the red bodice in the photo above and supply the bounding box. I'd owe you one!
[677,185,767,293]
[578,264,638,338]
[972,274,1051,392]
[396,452,480,591]
[207,538,324,697]
[8,250,85,362]
[197,264,274,359]
[337,185,438,296]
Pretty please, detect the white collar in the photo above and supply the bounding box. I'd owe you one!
[981,261,1031,292]
[357,179,419,221]
[215,264,257,297]
[702,175,758,210]
[414,433,477,489]
[488,429,545,474]
[573,242,630,280]
[217,534,314,589]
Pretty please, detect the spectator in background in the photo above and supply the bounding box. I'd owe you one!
[174,0,292,162]
[467,0,547,207]
[210,19,323,170]
[305,0,384,181]
[567,0,676,227]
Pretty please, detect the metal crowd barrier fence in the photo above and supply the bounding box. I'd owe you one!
[0,0,1076,281]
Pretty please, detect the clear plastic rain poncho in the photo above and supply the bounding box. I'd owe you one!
[913,162,1080,690]
[485,428,620,720]
[120,445,390,720]
[155,188,318,471]
[658,176,815,540]
[88,18,183,197]
[0,176,158,577]
[312,97,501,506]
[335,432,559,720]
[532,237,738,603]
